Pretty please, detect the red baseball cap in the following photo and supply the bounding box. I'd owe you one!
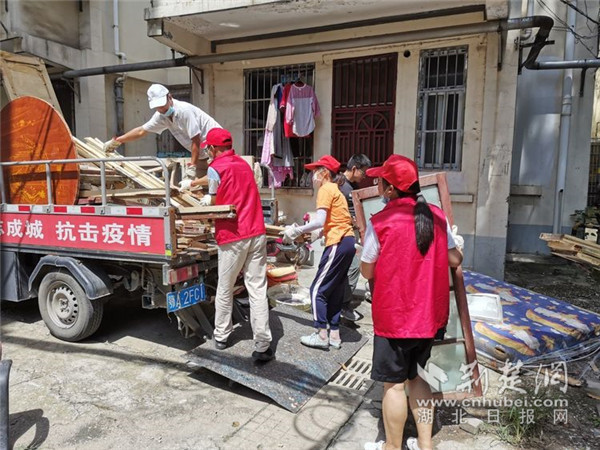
[366,155,419,192]
[200,128,233,148]
[305,155,341,172]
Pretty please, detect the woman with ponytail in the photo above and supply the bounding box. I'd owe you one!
[360,155,462,450]
[282,155,356,349]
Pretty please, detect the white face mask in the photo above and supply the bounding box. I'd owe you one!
[312,171,324,187]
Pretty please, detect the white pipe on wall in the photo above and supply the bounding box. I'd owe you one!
[552,0,576,233]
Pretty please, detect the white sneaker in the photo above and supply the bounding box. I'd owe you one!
[364,441,384,450]
[300,332,329,349]
[406,437,421,450]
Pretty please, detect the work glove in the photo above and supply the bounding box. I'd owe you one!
[103,138,121,153]
[282,224,302,244]
[199,194,212,206]
[184,164,197,180]
[179,179,194,191]
[451,225,464,251]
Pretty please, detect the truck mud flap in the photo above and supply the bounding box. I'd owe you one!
[184,305,368,413]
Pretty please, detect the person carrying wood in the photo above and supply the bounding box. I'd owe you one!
[200,127,274,361]
[283,155,356,350]
[103,84,220,182]
[360,155,463,450]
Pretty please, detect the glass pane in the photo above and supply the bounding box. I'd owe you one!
[421,184,441,208]
[444,291,464,339]
[423,343,468,393]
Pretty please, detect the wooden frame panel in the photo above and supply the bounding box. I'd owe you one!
[351,171,481,399]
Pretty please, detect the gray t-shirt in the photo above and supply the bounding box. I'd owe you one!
[339,176,357,218]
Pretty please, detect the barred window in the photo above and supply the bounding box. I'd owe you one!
[416,47,467,170]
[243,64,315,188]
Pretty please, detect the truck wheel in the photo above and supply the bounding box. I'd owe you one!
[38,272,104,342]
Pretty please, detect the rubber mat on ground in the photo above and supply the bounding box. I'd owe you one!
[184,305,368,413]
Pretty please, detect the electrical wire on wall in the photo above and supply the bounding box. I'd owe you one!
[537,0,599,57]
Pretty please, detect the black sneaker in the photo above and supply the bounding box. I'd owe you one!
[214,339,227,350]
[252,347,274,362]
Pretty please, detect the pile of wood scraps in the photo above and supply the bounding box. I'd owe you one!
[540,233,600,270]
[74,137,205,208]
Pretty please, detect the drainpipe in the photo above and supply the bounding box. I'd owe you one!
[113,0,126,136]
[552,1,576,233]
[520,0,536,42]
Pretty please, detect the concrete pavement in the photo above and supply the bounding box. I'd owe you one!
[2,245,521,449]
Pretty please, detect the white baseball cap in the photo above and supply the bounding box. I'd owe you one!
[147,84,169,109]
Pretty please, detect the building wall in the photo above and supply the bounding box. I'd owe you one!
[0,0,190,157]
[508,0,598,254]
[195,14,519,277]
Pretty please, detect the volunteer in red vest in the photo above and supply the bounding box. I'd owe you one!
[201,128,274,362]
[282,155,356,349]
[360,155,463,450]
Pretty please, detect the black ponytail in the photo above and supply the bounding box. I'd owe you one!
[382,179,434,256]
[414,192,434,256]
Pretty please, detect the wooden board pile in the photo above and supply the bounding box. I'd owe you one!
[540,233,600,270]
[74,136,236,258]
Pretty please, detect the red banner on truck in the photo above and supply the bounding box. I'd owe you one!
[0,213,167,255]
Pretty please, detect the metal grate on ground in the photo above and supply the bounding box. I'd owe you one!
[329,357,373,393]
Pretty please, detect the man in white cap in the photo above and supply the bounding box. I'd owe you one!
[103,84,220,181]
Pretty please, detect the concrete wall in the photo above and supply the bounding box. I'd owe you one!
[508,0,598,254]
[192,12,519,278]
[0,0,189,157]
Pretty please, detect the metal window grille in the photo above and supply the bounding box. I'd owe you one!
[416,47,467,171]
[243,64,315,188]
[589,140,600,206]
[157,84,192,158]
[332,53,397,167]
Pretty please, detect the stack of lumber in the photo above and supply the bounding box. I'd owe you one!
[540,233,600,270]
[74,137,203,209]
[73,136,238,258]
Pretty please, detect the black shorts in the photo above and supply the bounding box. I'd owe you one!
[371,335,435,383]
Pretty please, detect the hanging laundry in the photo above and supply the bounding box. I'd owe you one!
[262,83,294,188]
[282,82,320,138]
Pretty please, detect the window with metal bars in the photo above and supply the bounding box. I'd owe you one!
[416,47,467,171]
[243,64,315,188]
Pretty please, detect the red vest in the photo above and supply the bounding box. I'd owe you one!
[371,197,449,338]
[209,150,266,245]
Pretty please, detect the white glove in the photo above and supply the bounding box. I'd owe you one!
[354,243,363,256]
[282,224,302,244]
[184,164,197,180]
[451,225,464,251]
[179,179,193,191]
[199,194,212,206]
[103,138,121,153]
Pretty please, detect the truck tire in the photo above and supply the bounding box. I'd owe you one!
[38,272,104,342]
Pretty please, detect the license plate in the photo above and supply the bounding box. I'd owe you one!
[167,283,206,313]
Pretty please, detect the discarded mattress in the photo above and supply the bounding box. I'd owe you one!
[464,270,600,369]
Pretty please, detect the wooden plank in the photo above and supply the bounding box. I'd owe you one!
[178,213,237,220]
[0,51,62,113]
[177,205,235,215]
[80,188,169,199]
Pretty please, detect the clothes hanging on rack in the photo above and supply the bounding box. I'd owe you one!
[282,82,320,138]
[261,83,293,188]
